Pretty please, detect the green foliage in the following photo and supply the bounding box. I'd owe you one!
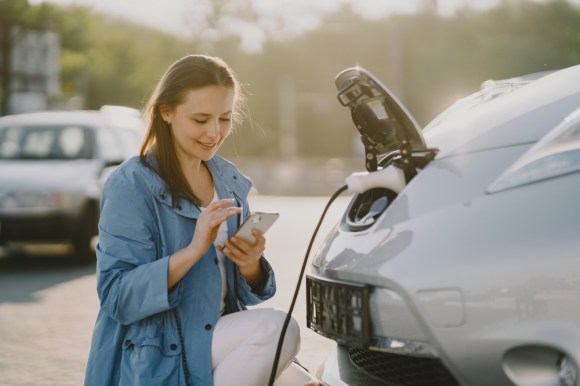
[3,0,580,158]
[2,1,194,110]
[218,0,580,158]
[0,0,31,24]
[58,11,195,110]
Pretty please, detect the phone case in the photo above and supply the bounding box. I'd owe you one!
[233,212,279,244]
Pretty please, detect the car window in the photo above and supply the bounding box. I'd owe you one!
[0,125,94,160]
[97,128,127,162]
[59,127,87,157]
[96,126,143,161]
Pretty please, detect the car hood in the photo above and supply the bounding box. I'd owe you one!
[0,159,103,191]
[424,64,580,158]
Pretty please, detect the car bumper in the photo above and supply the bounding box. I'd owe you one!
[316,344,460,386]
[307,274,463,386]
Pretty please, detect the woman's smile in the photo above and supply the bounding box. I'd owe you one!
[198,141,217,149]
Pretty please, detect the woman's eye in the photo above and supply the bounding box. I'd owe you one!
[219,118,231,122]
[194,119,207,124]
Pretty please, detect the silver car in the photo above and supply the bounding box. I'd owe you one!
[0,107,143,257]
[306,64,580,385]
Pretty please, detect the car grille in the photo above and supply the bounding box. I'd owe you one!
[348,347,460,386]
[306,275,371,347]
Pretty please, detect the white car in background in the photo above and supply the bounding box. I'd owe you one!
[306,64,580,386]
[0,106,143,257]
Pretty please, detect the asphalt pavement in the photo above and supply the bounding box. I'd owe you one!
[0,194,351,386]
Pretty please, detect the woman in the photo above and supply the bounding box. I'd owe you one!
[84,55,315,386]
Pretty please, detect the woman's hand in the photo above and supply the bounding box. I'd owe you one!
[188,198,241,257]
[168,199,240,290]
[217,230,266,289]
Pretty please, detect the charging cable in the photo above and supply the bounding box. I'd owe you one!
[267,164,407,385]
[267,184,349,386]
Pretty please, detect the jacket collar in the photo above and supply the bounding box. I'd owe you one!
[145,153,246,220]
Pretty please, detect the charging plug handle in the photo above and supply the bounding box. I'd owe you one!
[345,165,406,194]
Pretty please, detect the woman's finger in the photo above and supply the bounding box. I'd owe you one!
[211,207,241,224]
[207,198,238,212]
[225,234,264,258]
[251,230,266,248]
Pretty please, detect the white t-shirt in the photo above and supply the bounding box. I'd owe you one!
[201,191,228,315]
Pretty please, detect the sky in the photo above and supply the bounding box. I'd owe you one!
[27,0,507,34]
[27,0,576,53]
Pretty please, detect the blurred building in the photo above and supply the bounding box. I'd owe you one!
[0,21,60,116]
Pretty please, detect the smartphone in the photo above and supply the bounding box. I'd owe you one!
[230,211,280,245]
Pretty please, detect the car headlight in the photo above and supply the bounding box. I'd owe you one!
[488,106,580,193]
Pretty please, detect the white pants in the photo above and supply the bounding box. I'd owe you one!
[211,308,317,386]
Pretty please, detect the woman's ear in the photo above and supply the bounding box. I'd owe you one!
[159,105,173,123]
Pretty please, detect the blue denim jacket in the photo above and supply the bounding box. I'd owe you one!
[84,155,276,386]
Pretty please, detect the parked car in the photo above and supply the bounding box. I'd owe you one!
[0,107,143,257]
[306,64,580,386]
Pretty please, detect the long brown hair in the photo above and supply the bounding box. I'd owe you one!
[140,54,243,207]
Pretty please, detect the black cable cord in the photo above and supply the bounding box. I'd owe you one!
[267,184,349,386]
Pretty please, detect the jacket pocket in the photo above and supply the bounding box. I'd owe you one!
[119,333,182,386]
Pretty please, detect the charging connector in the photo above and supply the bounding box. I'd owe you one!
[267,184,348,386]
[345,164,406,194]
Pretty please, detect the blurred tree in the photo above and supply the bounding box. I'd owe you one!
[215,0,580,158]
[1,0,196,111]
[0,0,29,24]
[399,0,580,125]
[3,0,580,159]
[64,11,197,110]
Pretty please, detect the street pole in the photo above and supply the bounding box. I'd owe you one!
[0,20,12,116]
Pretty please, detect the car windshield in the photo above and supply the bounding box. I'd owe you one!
[0,124,94,160]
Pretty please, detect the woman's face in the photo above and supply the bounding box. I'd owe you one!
[162,85,235,162]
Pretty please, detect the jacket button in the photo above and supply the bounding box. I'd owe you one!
[159,194,165,200]
[205,324,212,331]
[214,258,219,265]
[176,205,182,211]
[124,339,132,347]
[170,343,178,351]
[233,175,237,180]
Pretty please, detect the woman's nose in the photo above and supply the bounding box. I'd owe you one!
[206,120,220,138]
